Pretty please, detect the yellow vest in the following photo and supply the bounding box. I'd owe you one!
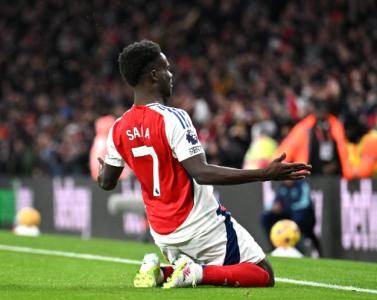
[347,142,359,167]
[243,136,277,169]
[358,129,377,176]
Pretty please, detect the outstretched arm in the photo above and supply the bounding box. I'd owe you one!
[97,157,124,190]
[180,152,311,185]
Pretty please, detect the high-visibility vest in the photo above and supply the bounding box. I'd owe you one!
[274,114,354,179]
[243,136,277,169]
[347,142,360,167]
[354,129,377,178]
[90,116,129,180]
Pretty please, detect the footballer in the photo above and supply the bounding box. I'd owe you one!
[97,40,311,288]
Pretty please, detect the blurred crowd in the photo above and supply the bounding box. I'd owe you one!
[1,0,377,177]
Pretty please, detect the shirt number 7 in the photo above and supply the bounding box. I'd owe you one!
[131,146,161,197]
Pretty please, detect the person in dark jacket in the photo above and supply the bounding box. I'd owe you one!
[261,179,322,256]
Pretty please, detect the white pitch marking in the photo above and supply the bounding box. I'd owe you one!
[1,244,376,294]
[275,277,377,294]
[0,244,163,266]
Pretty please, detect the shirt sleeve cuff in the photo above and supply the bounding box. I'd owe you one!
[105,157,126,167]
[176,145,205,162]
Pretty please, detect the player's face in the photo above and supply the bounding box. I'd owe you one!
[156,53,173,97]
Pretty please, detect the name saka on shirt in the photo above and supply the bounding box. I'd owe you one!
[126,127,150,140]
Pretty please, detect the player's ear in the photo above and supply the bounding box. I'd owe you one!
[150,70,158,83]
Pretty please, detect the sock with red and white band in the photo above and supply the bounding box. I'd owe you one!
[158,266,174,285]
[159,262,269,288]
[158,264,204,285]
[200,263,269,287]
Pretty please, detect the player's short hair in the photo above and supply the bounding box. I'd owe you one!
[118,40,162,87]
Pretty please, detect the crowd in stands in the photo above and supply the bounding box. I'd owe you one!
[1,0,377,177]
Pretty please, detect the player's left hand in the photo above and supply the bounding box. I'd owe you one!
[264,152,312,181]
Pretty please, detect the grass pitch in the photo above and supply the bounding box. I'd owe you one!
[0,230,376,299]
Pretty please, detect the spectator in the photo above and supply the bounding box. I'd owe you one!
[354,118,377,178]
[90,116,129,180]
[260,179,322,256]
[343,114,368,169]
[243,120,278,169]
[274,99,354,179]
[59,123,91,175]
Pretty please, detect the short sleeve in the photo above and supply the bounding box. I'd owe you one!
[105,125,126,167]
[165,109,205,162]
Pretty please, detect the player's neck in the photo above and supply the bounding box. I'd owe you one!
[133,87,164,106]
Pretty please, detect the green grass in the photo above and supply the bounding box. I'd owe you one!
[0,230,376,299]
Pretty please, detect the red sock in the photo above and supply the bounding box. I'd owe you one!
[201,263,269,287]
[160,266,174,283]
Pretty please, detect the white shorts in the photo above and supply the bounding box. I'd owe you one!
[157,206,266,266]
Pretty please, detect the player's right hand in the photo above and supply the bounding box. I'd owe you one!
[263,152,312,181]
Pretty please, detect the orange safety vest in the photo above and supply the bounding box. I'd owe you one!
[354,129,377,178]
[274,114,354,179]
[90,116,129,180]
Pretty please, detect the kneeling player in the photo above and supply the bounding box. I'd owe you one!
[97,40,311,288]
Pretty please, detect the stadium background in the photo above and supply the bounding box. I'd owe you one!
[0,0,376,262]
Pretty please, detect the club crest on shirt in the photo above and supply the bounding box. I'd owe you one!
[186,129,198,145]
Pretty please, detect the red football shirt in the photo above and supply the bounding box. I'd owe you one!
[105,104,217,241]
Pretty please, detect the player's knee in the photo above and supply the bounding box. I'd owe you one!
[262,263,274,287]
[257,258,275,287]
[266,269,275,287]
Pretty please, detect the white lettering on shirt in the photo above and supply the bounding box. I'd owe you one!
[127,127,150,140]
[126,130,134,141]
[134,127,141,138]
